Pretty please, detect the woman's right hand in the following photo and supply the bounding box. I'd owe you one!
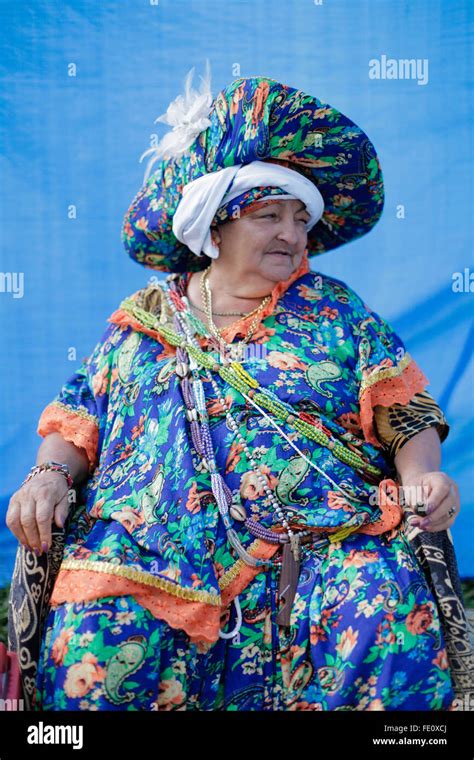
[6,471,71,556]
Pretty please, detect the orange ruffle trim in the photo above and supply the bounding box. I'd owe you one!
[188,249,311,345]
[37,403,99,473]
[50,539,280,645]
[50,570,222,644]
[49,489,404,644]
[359,358,429,447]
[107,308,175,359]
[108,250,311,354]
[358,477,404,535]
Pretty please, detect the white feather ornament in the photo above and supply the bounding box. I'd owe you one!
[139,58,213,184]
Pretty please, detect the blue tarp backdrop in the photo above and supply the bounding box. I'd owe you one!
[0,0,472,583]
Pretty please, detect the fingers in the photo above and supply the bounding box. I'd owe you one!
[6,474,70,555]
[35,492,68,553]
[5,495,29,548]
[19,495,44,553]
[401,482,430,511]
[422,473,452,515]
[53,492,71,530]
[429,483,459,525]
[412,480,459,533]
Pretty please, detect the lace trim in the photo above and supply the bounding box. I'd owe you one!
[53,559,220,604]
[50,539,281,643]
[358,478,404,535]
[359,356,429,447]
[50,569,221,644]
[37,402,99,472]
[184,250,311,344]
[49,510,405,643]
[108,251,311,351]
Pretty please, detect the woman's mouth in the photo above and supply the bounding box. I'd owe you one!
[266,250,292,258]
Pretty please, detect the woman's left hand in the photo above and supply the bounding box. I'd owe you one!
[402,471,460,532]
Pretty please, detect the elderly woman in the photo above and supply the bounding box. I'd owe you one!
[6,70,473,712]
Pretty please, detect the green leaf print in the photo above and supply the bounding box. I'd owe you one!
[333,341,355,362]
[165,447,176,468]
[396,628,417,651]
[156,411,173,446]
[343,566,358,585]
[367,156,380,179]
[99,645,121,661]
[180,514,191,530]
[147,629,161,649]
[56,691,68,710]
[363,645,380,664]
[123,680,140,689]
[159,666,175,682]
[397,590,419,616]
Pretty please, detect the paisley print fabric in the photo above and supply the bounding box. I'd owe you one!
[32,264,463,710]
[35,529,455,711]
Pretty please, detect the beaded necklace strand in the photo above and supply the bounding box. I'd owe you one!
[121,279,383,632]
[163,277,374,537]
[164,280,328,632]
[187,298,248,317]
[120,292,383,483]
[164,276,369,630]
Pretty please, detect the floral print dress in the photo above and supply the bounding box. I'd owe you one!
[34,256,456,711]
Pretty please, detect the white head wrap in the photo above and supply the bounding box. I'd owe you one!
[172,160,325,258]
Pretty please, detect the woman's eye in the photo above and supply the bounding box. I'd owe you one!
[258,213,309,222]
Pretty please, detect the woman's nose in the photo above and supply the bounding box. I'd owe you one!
[275,219,300,246]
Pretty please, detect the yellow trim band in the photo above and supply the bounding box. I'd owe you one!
[50,400,99,426]
[359,351,412,394]
[59,559,222,606]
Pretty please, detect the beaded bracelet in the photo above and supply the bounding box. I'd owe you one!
[20,462,74,490]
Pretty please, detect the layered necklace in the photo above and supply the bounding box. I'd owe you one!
[152,271,383,631]
[197,265,272,361]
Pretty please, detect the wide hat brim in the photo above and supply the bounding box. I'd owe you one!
[122,76,384,273]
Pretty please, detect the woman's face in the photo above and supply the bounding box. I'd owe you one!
[210,198,310,285]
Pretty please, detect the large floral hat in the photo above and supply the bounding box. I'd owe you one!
[121,62,384,273]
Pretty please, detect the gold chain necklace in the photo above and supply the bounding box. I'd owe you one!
[200,266,271,356]
[187,296,248,318]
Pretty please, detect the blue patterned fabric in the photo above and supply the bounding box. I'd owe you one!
[33,268,457,710]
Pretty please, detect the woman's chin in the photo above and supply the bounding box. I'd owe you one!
[261,255,296,278]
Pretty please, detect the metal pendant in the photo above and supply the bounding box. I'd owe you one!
[276,537,301,627]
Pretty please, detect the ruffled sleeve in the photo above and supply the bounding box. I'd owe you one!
[353,302,431,448]
[36,320,129,474]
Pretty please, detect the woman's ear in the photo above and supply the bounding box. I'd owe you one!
[210,225,221,247]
